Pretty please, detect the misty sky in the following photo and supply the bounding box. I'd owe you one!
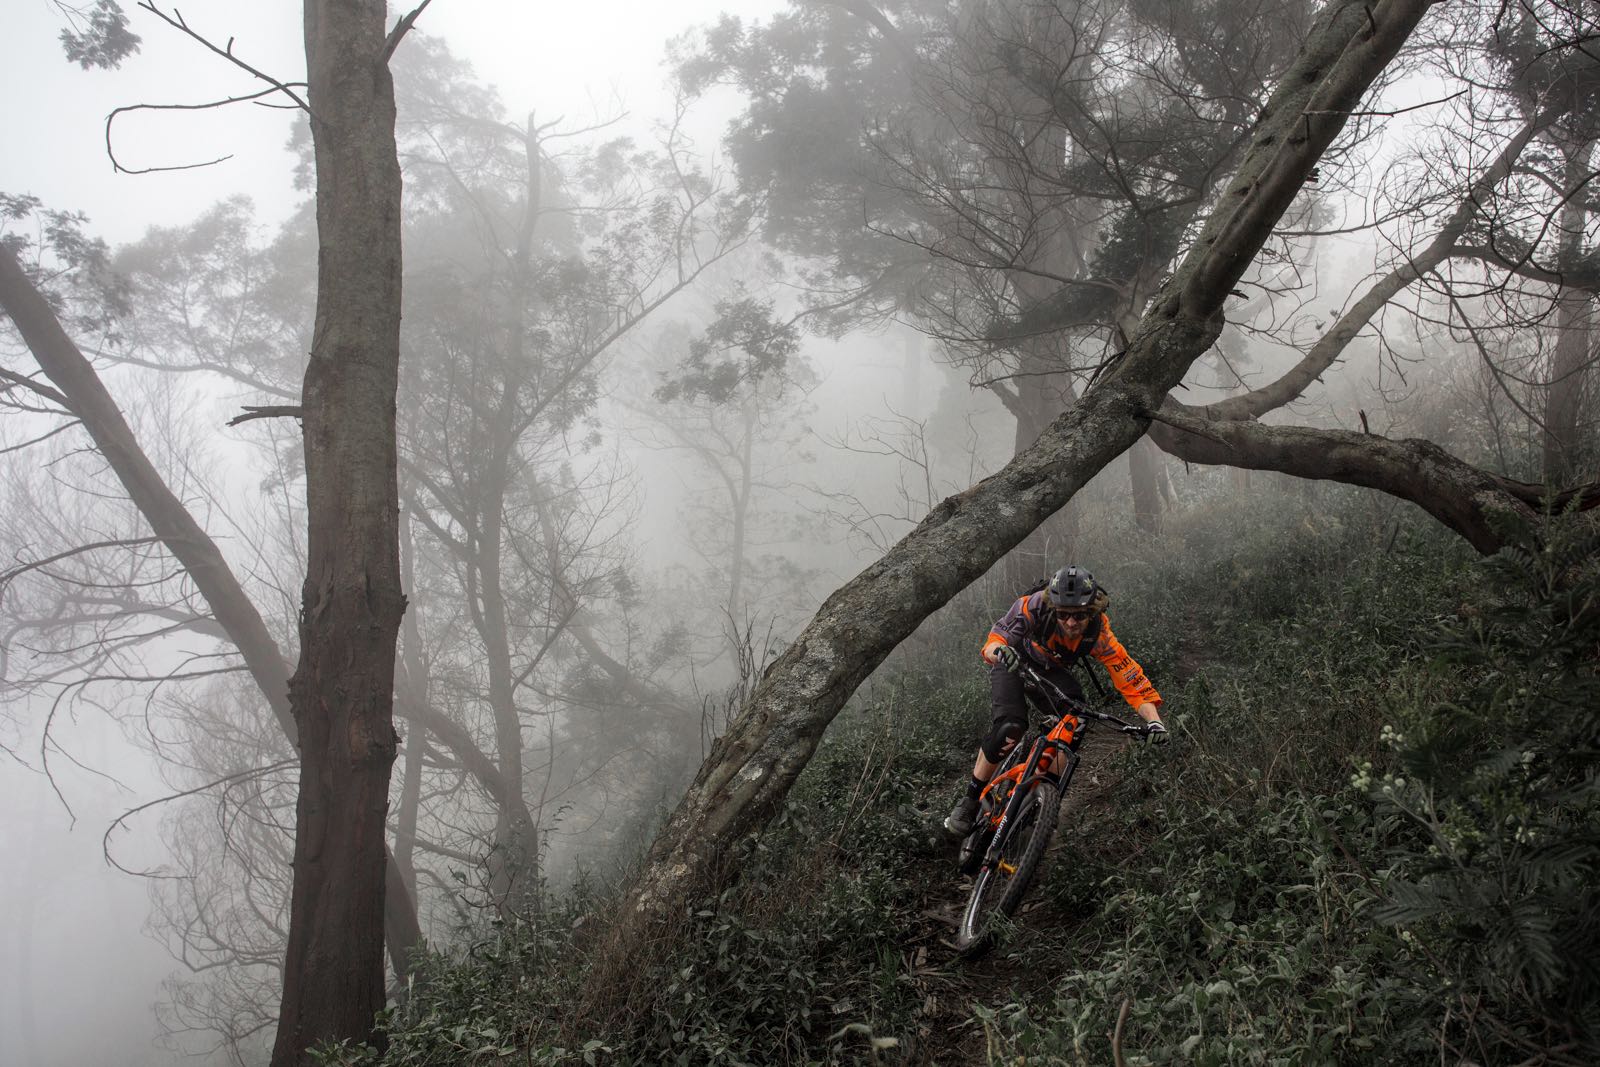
[3,0,783,243]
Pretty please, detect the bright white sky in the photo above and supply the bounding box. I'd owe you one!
[4,0,784,245]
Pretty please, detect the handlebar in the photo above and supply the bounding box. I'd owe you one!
[1017,663,1154,737]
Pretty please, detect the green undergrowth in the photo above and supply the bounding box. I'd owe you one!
[980,496,1600,1065]
[322,488,1599,1066]
[320,670,988,1066]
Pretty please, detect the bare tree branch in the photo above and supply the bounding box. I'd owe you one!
[103,758,298,878]
[1146,404,1600,552]
[227,404,304,427]
[134,2,312,114]
[104,85,304,175]
[381,0,435,63]
[1201,104,1561,421]
[0,536,161,592]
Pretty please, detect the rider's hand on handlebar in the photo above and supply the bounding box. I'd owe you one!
[992,645,1021,673]
[1144,720,1169,744]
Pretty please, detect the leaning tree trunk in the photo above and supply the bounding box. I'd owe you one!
[591,0,1435,990]
[4,228,424,989]
[272,1,407,1063]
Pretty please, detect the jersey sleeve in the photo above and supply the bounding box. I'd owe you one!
[981,595,1032,663]
[1090,617,1161,709]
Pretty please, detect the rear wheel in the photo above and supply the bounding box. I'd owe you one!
[954,779,1061,957]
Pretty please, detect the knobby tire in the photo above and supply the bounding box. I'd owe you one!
[955,778,1061,956]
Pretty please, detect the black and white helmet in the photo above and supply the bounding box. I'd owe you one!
[1047,565,1098,610]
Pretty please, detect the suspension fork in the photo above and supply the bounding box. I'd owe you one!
[982,741,1079,867]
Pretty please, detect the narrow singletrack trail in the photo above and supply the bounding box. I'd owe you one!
[897,622,1215,1065]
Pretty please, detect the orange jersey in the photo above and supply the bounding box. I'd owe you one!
[981,591,1161,711]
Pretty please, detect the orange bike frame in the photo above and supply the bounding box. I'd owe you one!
[977,711,1080,831]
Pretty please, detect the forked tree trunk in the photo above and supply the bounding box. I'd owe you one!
[273,1,407,1062]
[592,0,1434,989]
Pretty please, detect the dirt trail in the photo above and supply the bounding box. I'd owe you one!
[894,726,1136,1065]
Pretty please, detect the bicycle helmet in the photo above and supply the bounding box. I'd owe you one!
[1047,565,1098,610]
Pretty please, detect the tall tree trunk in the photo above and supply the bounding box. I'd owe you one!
[1128,436,1163,532]
[591,0,1433,991]
[478,397,540,917]
[273,1,406,1062]
[725,397,758,653]
[1002,343,1080,586]
[1546,137,1596,480]
[1545,290,1591,480]
[477,119,550,915]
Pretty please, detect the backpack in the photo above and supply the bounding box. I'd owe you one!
[1015,576,1114,699]
[1017,576,1050,599]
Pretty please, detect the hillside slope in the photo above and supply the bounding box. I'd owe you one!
[331,488,1600,1066]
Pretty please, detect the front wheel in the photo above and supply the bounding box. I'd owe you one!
[954,779,1061,957]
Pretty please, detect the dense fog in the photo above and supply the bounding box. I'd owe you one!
[3,1,1597,1064]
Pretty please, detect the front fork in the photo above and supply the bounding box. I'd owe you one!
[979,743,1080,869]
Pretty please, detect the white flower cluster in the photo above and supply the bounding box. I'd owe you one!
[1349,760,1373,791]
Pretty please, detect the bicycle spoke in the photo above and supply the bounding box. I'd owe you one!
[955,778,1062,957]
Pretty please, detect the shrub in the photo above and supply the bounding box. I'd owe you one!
[1372,511,1600,1062]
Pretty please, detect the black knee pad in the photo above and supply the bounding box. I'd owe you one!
[981,718,1026,763]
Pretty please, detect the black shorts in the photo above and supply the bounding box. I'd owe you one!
[990,660,1083,725]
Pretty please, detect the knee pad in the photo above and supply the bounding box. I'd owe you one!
[981,718,1026,763]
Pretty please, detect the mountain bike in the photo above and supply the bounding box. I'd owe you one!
[954,663,1157,955]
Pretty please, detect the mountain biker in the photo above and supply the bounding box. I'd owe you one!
[944,565,1166,837]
